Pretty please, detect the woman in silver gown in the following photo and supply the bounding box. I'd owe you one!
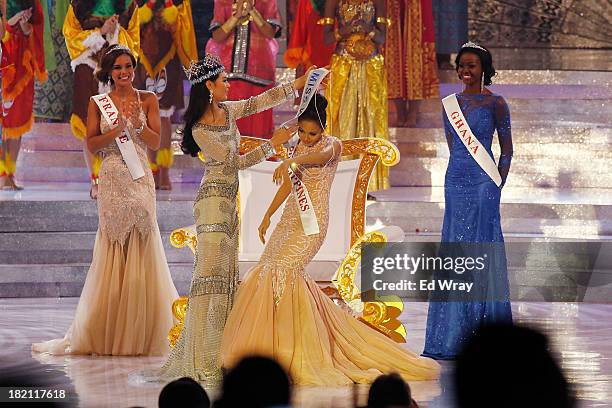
[152,54,313,383]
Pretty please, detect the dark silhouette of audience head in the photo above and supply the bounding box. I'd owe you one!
[455,323,574,408]
[215,356,291,408]
[367,373,417,408]
[159,377,210,408]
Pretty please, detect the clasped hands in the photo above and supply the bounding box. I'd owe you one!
[8,7,33,34]
[115,101,143,134]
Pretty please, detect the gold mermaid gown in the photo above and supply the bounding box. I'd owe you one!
[32,92,179,356]
[221,135,440,385]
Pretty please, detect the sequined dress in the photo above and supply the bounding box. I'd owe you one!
[220,135,440,385]
[150,83,295,384]
[423,93,514,360]
[32,91,179,356]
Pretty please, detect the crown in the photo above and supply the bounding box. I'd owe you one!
[461,41,487,53]
[105,44,131,56]
[183,55,225,85]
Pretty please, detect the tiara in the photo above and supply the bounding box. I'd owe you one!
[461,41,487,52]
[105,44,131,56]
[183,55,225,84]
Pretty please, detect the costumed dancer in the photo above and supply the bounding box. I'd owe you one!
[423,43,513,360]
[135,0,197,190]
[321,0,391,191]
[284,0,334,101]
[0,0,47,190]
[206,0,282,139]
[63,0,139,198]
[385,0,439,127]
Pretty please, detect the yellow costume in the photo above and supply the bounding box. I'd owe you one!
[135,0,196,179]
[63,0,139,182]
[325,0,389,191]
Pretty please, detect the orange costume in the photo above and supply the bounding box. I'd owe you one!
[385,0,439,100]
[2,0,47,138]
[284,0,334,70]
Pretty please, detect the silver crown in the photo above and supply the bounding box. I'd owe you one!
[105,44,131,56]
[461,41,487,52]
[183,55,225,85]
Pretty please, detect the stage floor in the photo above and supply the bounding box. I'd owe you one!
[2,298,611,407]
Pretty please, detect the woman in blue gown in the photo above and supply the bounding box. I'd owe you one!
[423,42,514,360]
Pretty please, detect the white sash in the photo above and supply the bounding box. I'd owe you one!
[92,93,145,181]
[281,67,329,236]
[442,94,502,187]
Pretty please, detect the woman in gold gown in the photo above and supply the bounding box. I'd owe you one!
[221,94,440,385]
[32,45,178,356]
[148,55,313,384]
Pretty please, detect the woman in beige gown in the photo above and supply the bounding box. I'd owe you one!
[32,45,178,356]
[221,94,440,385]
[147,55,312,384]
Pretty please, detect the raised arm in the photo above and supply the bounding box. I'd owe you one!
[224,66,316,121]
[224,82,296,120]
[63,6,108,63]
[494,96,513,187]
[192,128,276,171]
[272,138,342,184]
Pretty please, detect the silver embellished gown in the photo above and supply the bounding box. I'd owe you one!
[33,91,179,356]
[154,83,295,383]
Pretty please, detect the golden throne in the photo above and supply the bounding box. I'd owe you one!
[168,136,407,346]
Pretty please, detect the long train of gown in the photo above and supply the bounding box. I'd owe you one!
[32,93,178,356]
[422,93,513,360]
[221,135,440,385]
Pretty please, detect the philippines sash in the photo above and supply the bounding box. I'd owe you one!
[92,93,145,181]
[442,94,502,187]
[283,67,330,236]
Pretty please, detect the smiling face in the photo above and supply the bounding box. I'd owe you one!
[207,71,230,102]
[457,51,483,88]
[110,54,135,87]
[297,118,324,147]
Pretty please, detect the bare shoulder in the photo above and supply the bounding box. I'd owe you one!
[327,135,343,153]
[138,90,158,104]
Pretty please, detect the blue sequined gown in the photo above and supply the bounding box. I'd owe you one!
[422,93,514,360]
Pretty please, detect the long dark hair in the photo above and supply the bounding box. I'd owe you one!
[180,79,218,157]
[73,0,127,23]
[455,45,497,86]
[95,45,137,85]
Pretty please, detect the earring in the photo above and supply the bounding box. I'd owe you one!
[209,91,214,104]
[481,74,485,92]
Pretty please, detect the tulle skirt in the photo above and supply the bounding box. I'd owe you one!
[221,265,440,385]
[32,226,178,356]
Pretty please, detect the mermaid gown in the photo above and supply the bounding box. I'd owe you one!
[221,135,440,385]
[422,93,514,360]
[32,92,179,356]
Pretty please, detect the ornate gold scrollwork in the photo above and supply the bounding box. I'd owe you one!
[168,297,188,347]
[332,230,407,343]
